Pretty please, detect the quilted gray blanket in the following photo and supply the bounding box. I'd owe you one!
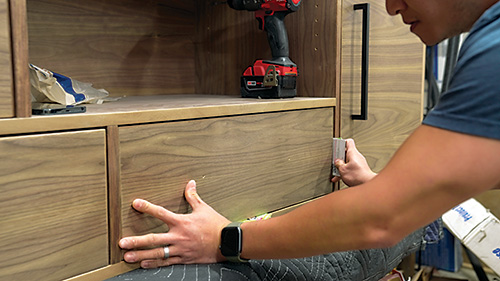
[108,227,426,281]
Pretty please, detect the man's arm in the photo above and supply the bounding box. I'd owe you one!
[239,125,500,259]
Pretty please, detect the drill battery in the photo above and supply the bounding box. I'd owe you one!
[240,59,298,98]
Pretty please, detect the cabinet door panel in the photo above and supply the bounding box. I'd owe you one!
[0,130,108,281]
[120,109,333,236]
[341,0,424,172]
[0,0,13,118]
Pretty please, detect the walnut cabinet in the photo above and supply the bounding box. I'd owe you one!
[0,0,424,280]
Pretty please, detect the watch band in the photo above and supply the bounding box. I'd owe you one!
[226,254,248,263]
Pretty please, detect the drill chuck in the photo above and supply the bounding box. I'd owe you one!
[227,0,262,11]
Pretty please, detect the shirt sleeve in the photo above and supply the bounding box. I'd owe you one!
[422,17,500,140]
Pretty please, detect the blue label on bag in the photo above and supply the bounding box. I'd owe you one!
[53,72,86,103]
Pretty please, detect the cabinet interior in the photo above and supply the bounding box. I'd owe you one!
[25,0,339,103]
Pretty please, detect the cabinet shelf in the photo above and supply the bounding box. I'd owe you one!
[0,95,336,135]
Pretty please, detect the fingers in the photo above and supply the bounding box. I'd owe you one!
[332,158,348,183]
[123,246,166,263]
[123,246,184,268]
[184,180,205,211]
[345,138,356,149]
[132,199,176,224]
[121,180,228,267]
[119,233,170,250]
[343,139,367,166]
[334,158,346,167]
[334,158,347,174]
[123,244,177,262]
[131,180,204,222]
[344,138,358,160]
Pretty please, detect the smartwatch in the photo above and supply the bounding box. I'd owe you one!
[219,222,249,262]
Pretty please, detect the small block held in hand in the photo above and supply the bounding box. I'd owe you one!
[332,138,346,177]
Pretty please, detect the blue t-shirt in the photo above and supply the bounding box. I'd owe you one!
[422,1,500,140]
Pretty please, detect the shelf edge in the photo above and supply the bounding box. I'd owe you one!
[0,96,336,135]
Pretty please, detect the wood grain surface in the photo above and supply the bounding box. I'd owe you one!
[107,125,123,264]
[195,0,265,96]
[27,0,196,97]
[287,0,341,98]
[0,130,108,281]
[341,0,424,173]
[10,0,31,117]
[65,262,139,281]
[0,0,13,117]
[24,0,341,104]
[0,95,335,135]
[119,108,334,237]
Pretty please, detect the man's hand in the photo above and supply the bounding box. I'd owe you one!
[119,180,231,268]
[332,139,377,186]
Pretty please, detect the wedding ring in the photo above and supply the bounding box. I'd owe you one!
[163,246,170,259]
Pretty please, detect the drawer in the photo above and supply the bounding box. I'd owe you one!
[0,0,13,118]
[120,108,334,236]
[0,130,108,281]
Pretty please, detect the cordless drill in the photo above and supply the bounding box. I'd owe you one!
[227,0,301,98]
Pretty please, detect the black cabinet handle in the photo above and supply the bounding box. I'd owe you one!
[351,3,370,120]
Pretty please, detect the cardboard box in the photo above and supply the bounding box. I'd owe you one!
[442,198,500,276]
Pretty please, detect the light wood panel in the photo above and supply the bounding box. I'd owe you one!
[119,108,334,237]
[287,0,341,98]
[195,0,268,95]
[65,262,139,281]
[0,130,108,281]
[0,0,13,117]
[27,0,196,97]
[341,0,424,173]
[0,95,335,135]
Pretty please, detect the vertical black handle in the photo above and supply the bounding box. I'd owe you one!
[352,3,370,120]
[264,11,293,65]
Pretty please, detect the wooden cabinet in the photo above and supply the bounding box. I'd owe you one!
[0,0,423,279]
[120,108,333,238]
[0,130,108,281]
[341,0,424,173]
[0,96,336,281]
[0,0,13,118]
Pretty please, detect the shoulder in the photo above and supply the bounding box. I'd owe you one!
[422,11,500,140]
[461,2,500,58]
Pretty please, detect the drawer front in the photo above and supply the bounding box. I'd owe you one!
[0,0,13,118]
[0,130,108,281]
[120,108,334,236]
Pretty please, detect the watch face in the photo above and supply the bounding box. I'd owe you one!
[220,226,242,257]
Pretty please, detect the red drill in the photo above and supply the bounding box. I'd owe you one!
[227,0,302,98]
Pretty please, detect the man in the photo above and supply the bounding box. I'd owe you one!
[118,0,500,269]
